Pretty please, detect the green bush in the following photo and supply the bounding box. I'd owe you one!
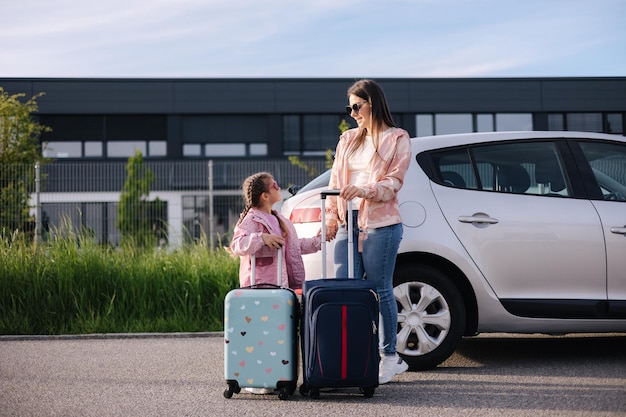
[0,228,239,335]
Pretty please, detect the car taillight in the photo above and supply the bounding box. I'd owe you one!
[289,207,321,224]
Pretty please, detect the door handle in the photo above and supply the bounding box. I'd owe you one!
[458,214,499,225]
[610,226,626,235]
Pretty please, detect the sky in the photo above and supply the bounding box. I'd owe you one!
[1,0,625,79]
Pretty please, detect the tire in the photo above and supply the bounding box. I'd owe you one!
[393,263,466,370]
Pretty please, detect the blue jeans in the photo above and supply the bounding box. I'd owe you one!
[334,210,403,356]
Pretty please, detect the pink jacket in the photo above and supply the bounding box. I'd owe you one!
[229,207,321,289]
[327,127,412,246]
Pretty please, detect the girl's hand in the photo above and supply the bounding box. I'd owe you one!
[325,221,338,241]
[262,233,285,249]
[316,227,335,242]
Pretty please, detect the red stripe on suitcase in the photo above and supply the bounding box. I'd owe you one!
[341,305,347,379]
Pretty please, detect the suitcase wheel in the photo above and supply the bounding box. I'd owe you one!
[309,387,320,399]
[224,381,241,399]
[278,389,290,400]
[275,381,296,400]
[359,386,375,398]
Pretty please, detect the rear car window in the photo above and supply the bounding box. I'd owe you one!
[428,141,571,197]
[579,141,626,201]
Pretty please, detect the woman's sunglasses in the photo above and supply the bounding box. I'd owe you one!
[345,101,368,115]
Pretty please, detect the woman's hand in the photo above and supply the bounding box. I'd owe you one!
[262,233,285,249]
[340,184,365,201]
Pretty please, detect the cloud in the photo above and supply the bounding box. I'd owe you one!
[1,0,624,77]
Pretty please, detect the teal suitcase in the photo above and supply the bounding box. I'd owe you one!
[223,249,299,400]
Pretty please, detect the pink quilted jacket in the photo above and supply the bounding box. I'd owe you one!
[229,207,321,289]
[327,127,412,248]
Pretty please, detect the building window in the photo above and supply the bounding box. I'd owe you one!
[42,141,82,158]
[566,113,603,132]
[39,115,104,141]
[416,114,433,137]
[549,112,623,134]
[149,141,167,157]
[302,115,341,155]
[548,114,564,131]
[107,115,166,141]
[183,144,202,157]
[606,113,623,134]
[283,115,342,155]
[476,114,494,132]
[205,143,246,157]
[418,113,533,136]
[107,141,147,158]
[283,115,301,154]
[84,142,103,157]
[249,143,268,156]
[495,113,533,131]
[435,114,473,135]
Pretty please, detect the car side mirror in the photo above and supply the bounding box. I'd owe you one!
[287,185,301,196]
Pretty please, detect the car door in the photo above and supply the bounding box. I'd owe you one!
[429,140,607,306]
[577,141,626,304]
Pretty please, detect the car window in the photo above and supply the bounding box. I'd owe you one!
[431,149,477,189]
[431,141,571,197]
[578,141,626,201]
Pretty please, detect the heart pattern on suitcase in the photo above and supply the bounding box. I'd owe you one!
[224,289,296,387]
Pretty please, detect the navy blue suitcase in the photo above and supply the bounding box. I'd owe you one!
[299,191,380,399]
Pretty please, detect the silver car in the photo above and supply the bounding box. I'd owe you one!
[281,131,626,370]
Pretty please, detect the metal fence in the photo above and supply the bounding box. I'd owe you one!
[0,159,327,247]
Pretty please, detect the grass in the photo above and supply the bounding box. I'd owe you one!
[0,227,239,335]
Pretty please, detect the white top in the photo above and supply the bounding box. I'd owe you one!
[348,135,375,208]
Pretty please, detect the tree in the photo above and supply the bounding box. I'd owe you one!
[116,150,159,248]
[0,87,49,238]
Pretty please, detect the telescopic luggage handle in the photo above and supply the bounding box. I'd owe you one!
[320,190,354,279]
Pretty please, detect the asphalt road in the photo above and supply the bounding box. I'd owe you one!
[1,332,625,417]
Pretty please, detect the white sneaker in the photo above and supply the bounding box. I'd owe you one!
[244,387,274,395]
[378,354,409,384]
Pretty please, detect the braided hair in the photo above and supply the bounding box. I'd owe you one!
[236,172,287,236]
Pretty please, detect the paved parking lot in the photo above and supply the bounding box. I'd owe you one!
[1,332,625,416]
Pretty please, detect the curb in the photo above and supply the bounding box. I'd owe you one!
[0,332,224,341]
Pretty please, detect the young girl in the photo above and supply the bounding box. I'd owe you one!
[229,172,322,290]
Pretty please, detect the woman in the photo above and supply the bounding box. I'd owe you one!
[325,79,412,384]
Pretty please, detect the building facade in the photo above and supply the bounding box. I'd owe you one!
[1,77,625,246]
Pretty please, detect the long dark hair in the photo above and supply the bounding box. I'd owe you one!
[347,79,396,155]
[236,171,287,235]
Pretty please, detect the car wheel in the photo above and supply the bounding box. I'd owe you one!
[393,263,466,370]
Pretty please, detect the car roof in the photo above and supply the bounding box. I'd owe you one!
[410,131,625,151]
